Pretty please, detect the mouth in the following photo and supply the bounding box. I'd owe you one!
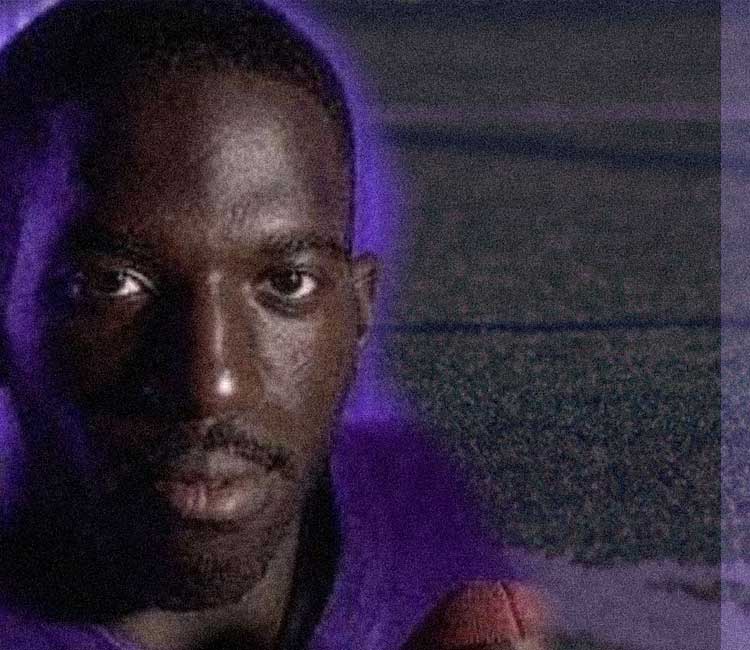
[153,450,275,523]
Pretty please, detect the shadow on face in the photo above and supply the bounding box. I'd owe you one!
[4,69,378,614]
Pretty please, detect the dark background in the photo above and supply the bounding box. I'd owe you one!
[310,3,722,648]
[311,0,720,564]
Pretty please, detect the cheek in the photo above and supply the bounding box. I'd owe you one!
[49,309,146,396]
[256,306,359,417]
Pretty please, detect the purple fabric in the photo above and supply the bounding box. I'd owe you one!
[312,420,516,650]
[0,614,139,649]
[0,420,516,649]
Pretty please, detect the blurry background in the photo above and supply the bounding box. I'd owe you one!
[0,1,723,649]
[312,3,722,649]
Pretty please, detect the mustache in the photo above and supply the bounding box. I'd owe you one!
[109,415,296,481]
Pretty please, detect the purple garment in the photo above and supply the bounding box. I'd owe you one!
[0,420,516,649]
[0,617,138,649]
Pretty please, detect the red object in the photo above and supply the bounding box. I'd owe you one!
[403,581,549,650]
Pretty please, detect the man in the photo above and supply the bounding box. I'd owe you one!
[0,1,547,648]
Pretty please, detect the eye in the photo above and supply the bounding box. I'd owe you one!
[69,268,155,300]
[266,269,318,300]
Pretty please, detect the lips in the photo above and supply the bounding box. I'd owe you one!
[153,450,275,523]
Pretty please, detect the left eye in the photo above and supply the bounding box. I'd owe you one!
[69,269,154,300]
[267,270,318,300]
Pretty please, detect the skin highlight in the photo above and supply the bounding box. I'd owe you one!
[3,69,377,650]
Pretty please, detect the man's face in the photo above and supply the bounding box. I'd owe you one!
[7,70,375,609]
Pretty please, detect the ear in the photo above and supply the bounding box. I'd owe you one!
[351,252,379,348]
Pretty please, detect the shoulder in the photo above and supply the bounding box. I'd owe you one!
[332,419,516,575]
[0,608,128,650]
[323,422,542,650]
[402,581,550,650]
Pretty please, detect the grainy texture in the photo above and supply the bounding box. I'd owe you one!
[315,3,722,647]
[0,2,723,648]
[313,2,721,565]
[385,328,719,564]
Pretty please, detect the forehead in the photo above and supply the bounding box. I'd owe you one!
[74,69,352,257]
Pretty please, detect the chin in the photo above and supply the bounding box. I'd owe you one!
[153,544,271,611]
[122,487,300,612]
[149,520,290,611]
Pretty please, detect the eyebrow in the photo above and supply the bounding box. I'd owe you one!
[257,233,350,260]
[73,227,350,262]
[72,227,160,265]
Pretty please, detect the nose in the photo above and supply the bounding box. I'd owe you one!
[182,272,256,416]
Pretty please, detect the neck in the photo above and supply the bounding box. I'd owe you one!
[111,520,300,650]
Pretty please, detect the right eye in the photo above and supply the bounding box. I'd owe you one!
[68,268,155,300]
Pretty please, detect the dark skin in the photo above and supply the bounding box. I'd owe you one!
[5,70,377,649]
